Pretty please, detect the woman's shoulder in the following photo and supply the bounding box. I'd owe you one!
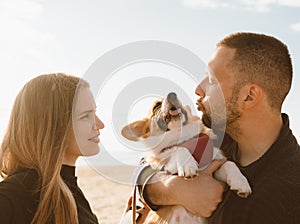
[0,168,39,199]
[0,168,40,223]
[0,193,14,223]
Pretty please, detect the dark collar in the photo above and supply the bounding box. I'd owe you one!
[60,165,77,186]
[60,165,76,177]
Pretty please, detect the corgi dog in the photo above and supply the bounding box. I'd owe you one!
[121,92,252,224]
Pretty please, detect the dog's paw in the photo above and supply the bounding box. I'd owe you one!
[177,160,199,178]
[175,147,199,177]
[228,174,252,198]
[215,161,252,198]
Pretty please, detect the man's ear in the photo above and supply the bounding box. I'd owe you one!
[121,118,150,141]
[242,84,263,109]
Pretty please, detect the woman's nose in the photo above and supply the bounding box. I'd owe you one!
[94,115,105,130]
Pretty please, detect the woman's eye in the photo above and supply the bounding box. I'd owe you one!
[80,114,89,120]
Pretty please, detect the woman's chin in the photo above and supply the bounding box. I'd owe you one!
[80,145,100,157]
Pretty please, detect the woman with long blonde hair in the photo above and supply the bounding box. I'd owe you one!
[0,73,104,223]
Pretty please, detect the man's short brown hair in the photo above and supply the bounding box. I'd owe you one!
[218,32,293,111]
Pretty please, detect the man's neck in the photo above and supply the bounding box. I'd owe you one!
[236,113,282,166]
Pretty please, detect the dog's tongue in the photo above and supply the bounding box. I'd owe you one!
[179,133,214,167]
[169,109,180,116]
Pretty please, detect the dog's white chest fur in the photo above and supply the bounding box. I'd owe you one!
[140,119,203,176]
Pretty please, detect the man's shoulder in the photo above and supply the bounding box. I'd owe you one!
[284,144,300,165]
[274,145,300,190]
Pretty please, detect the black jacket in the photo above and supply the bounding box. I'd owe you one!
[209,114,300,224]
[0,165,99,224]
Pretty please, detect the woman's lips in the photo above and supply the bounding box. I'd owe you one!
[89,135,100,143]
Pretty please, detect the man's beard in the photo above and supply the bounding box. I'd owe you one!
[201,112,213,129]
[197,99,215,129]
[225,96,242,140]
[201,96,241,140]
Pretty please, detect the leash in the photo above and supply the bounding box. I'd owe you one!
[132,185,137,224]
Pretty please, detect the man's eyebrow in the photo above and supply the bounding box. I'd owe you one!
[206,68,216,77]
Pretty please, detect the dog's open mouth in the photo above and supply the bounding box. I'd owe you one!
[157,92,188,131]
[168,106,181,116]
[164,107,184,122]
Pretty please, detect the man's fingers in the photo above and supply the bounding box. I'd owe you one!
[125,196,133,212]
[202,158,227,175]
[138,198,150,209]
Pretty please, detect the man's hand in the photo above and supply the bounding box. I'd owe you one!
[144,159,226,217]
[179,159,226,217]
[125,197,150,224]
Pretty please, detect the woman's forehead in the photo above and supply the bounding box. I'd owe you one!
[75,87,96,113]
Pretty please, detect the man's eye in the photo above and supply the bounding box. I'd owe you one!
[208,76,216,85]
[205,69,217,85]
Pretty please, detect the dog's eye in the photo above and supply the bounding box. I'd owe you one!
[145,127,150,133]
[157,118,168,131]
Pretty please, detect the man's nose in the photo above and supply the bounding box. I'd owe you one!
[195,81,206,99]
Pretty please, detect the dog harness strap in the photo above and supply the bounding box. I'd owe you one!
[179,134,214,166]
[136,165,161,211]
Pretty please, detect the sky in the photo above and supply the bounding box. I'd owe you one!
[0,0,299,167]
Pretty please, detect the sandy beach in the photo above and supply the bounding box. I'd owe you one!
[77,165,137,224]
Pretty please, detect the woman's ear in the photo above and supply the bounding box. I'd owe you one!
[242,84,263,109]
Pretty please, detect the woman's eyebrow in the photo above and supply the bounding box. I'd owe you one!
[78,109,95,116]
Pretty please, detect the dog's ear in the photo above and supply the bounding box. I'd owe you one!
[121,118,150,141]
[183,105,191,113]
[149,99,162,117]
[183,105,199,121]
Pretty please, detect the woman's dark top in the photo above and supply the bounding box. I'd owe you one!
[0,165,99,224]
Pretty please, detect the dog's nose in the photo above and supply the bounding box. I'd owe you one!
[167,92,177,101]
